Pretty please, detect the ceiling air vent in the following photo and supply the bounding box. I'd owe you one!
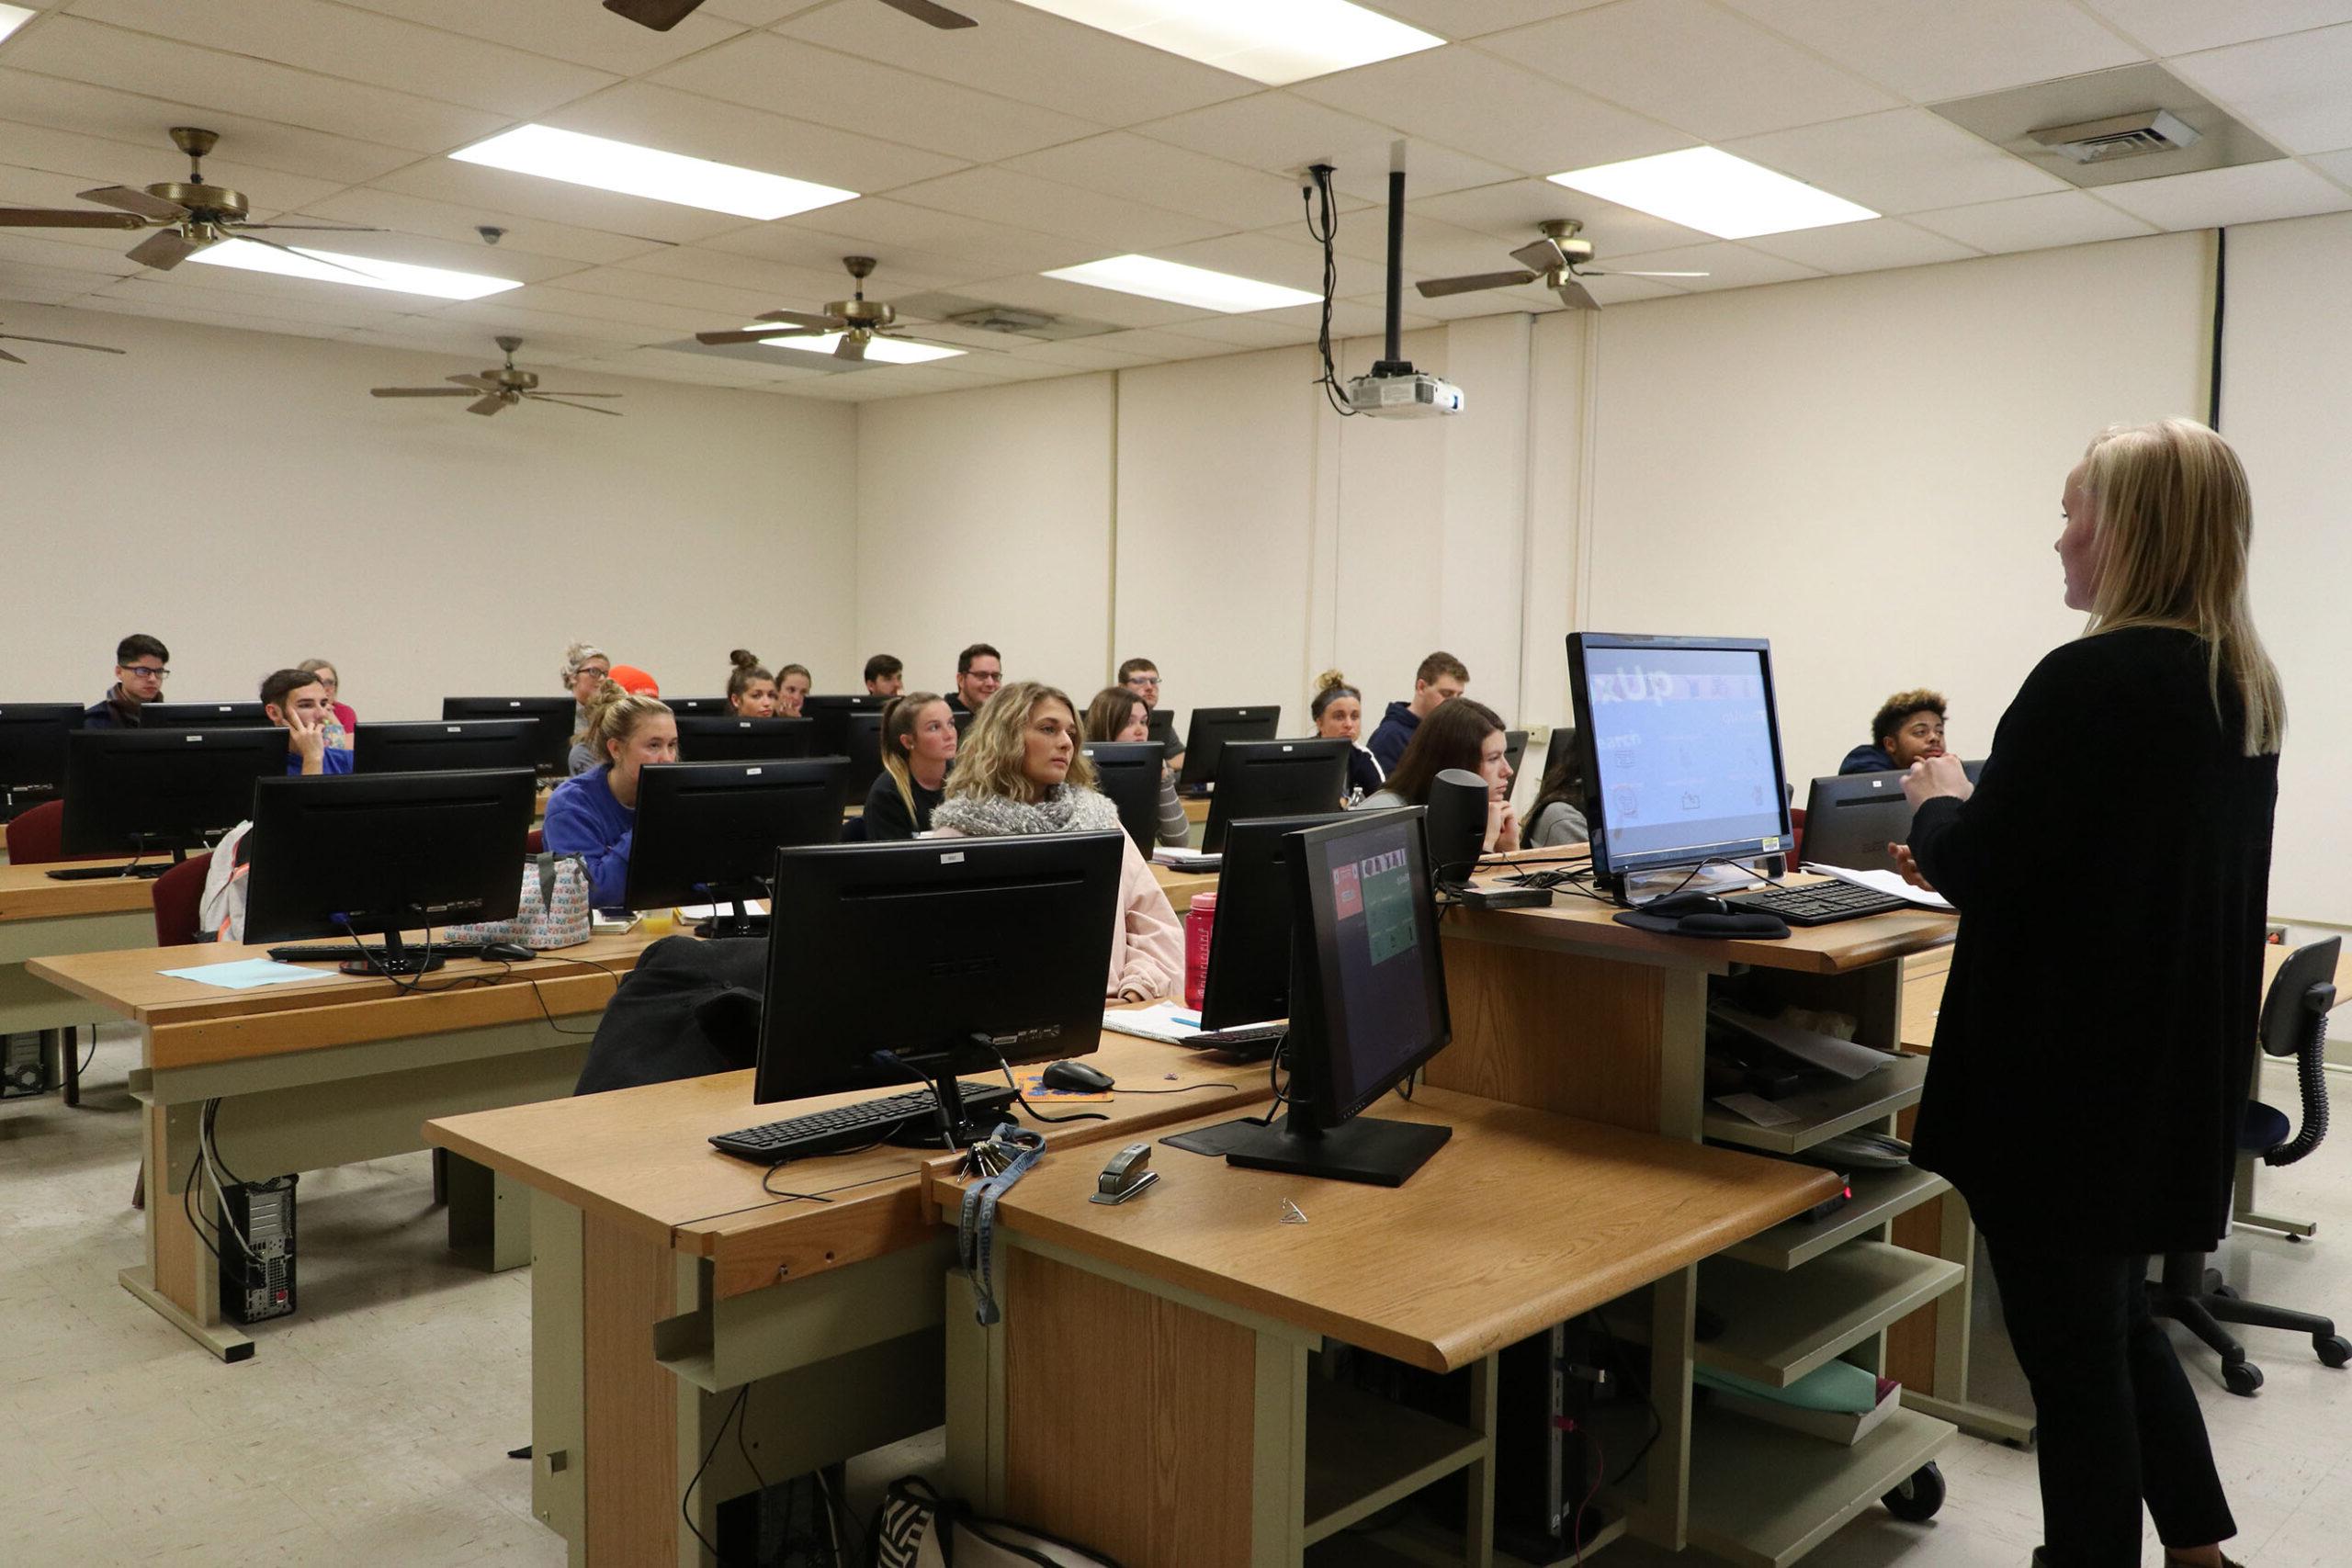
[2030,108,2200,164]
[947,305,1059,335]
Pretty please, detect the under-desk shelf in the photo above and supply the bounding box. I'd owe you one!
[1722,1164,1951,1270]
[1702,1054,1928,1156]
[1695,1240,1964,1388]
[1302,1378,1487,1547]
[1687,1403,1955,1568]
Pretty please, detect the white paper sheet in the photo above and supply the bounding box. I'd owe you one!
[1803,863,1953,911]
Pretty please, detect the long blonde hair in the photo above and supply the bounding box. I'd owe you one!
[880,691,948,820]
[2080,420,2284,756]
[582,678,671,768]
[944,681,1096,805]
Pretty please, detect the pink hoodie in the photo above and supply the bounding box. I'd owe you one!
[929,827,1182,999]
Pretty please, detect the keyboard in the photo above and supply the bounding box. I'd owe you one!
[48,863,168,881]
[711,1081,1021,1164]
[1193,1021,1288,1053]
[266,942,486,967]
[1728,881,1911,927]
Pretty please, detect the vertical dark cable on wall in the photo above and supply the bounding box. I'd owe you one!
[2209,227,2227,430]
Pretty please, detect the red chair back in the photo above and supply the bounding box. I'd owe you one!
[526,827,545,854]
[1788,806,1806,864]
[7,797,165,866]
[153,852,214,946]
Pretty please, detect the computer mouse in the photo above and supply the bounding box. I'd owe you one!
[480,941,537,964]
[1643,892,1732,919]
[1041,1059,1115,1093]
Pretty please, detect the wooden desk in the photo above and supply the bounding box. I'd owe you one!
[425,1035,1273,1565]
[0,862,158,1104]
[1149,860,1217,914]
[932,1090,1871,1567]
[30,932,662,1360]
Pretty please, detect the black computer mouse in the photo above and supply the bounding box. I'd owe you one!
[480,941,537,964]
[1644,892,1732,919]
[1041,1059,1115,1093]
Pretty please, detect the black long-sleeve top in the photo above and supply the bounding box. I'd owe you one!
[1907,627,2278,1256]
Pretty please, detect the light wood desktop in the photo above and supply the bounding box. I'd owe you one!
[0,861,158,1105]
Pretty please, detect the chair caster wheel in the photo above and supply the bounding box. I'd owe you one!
[2315,1335,2350,1369]
[2223,1359,2265,1396]
[1882,1461,1945,1521]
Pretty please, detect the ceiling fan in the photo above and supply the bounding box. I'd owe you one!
[695,255,929,363]
[1416,220,1708,311]
[603,0,973,31]
[370,337,624,417]
[0,127,383,274]
[0,320,125,365]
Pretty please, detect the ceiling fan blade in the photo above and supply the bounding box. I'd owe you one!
[1553,276,1600,312]
[526,395,625,416]
[1414,270,1541,299]
[834,332,869,362]
[0,346,24,365]
[602,0,705,29]
[237,222,389,233]
[371,387,478,397]
[529,389,622,398]
[1584,269,1710,278]
[77,186,191,222]
[468,395,509,416]
[697,326,823,345]
[447,373,503,391]
[875,0,979,27]
[0,207,149,230]
[755,309,843,330]
[126,228,203,270]
[1509,239,1567,274]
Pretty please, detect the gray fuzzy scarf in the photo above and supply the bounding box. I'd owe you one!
[931,784,1121,839]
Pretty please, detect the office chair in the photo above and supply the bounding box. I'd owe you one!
[7,799,116,1111]
[2149,937,2347,1395]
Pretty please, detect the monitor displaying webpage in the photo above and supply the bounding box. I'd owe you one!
[1580,645,1785,867]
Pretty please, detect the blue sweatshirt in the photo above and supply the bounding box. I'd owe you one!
[287,744,354,775]
[1367,700,1419,773]
[543,765,635,908]
[1838,742,1897,775]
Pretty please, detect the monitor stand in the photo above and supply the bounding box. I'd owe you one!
[1217,1110,1452,1189]
[46,840,185,882]
[887,1049,996,1154]
[691,889,770,941]
[339,924,447,978]
[1618,860,1768,907]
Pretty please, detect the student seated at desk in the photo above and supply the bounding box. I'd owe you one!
[1083,685,1187,848]
[725,650,778,717]
[545,681,676,908]
[865,653,904,697]
[775,662,811,718]
[560,641,611,772]
[1363,697,1519,852]
[299,657,356,750]
[1367,649,1469,773]
[85,632,170,728]
[1310,669,1385,803]
[261,668,353,776]
[1524,741,1589,848]
[1839,688,1948,774]
[865,691,956,840]
[569,664,657,775]
[930,680,1181,1001]
[1119,654,1182,770]
[945,642,1001,716]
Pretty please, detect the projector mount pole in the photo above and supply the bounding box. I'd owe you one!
[1374,166,1411,378]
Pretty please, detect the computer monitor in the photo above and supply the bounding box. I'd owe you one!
[1081,740,1163,856]
[243,769,536,975]
[837,710,885,802]
[58,728,287,872]
[804,694,883,755]
[752,832,1123,1146]
[1175,705,1279,793]
[353,719,540,775]
[143,702,270,728]
[1796,773,1914,875]
[441,697,577,774]
[1501,728,1528,800]
[1202,738,1348,853]
[664,696,728,716]
[952,709,974,740]
[1146,707,1181,758]
[623,759,850,937]
[1564,633,1793,898]
[673,715,816,763]
[1962,758,1984,784]
[1199,812,1351,1032]
[1214,809,1453,1187]
[0,704,80,818]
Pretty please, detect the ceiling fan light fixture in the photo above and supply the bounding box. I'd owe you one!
[1547,146,1876,241]
[739,326,965,365]
[0,5,36,45]
[1043,254,1319,312]
[451,125,858,220]
[189,240,522,300]
[1010,0,1439,86]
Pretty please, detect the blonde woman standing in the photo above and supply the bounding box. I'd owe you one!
[931,681,1181,1001]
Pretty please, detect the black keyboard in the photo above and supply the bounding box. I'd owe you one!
[711,1081,1021,1164]
[1193,1021,1287,1053]
[48,863,168,881]
[1728,882,1912,927]
[266,942,486,966]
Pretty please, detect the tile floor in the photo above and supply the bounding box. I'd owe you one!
[7,1034,2352,1567]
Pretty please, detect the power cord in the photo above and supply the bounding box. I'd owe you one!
[1588,1307,1662,1486]
[1245,1037,1296,1128]
[1302,164,1357,418]
[681,1385,752,1567]
[984,1040,1106,1125]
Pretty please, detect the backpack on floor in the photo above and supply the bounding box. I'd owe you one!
[866,1477,1122,1568]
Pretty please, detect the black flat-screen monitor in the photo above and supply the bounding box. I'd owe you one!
[1146,707,1181,758]
[0,703,80,817]
[1202,738,1348,853]
[1501,728,1528,800]
[1962,758,1984,784]
[1214,808,1453,1186]
[838,710,885,802]
[1796,773,1916,875]
[1082,740,1163,856]
[804,694,883,755]
[673,715,816,764]
[952,709,974,740]
[143,702,270,728]
[243,768,536,974]
[59,728,286,869]
[624,759,850,937]
[753,833,1122,1144]
[1176,705,1279,793]
[354,719,540,775]
[442,697,578,774]
[1199,812,1350,1032]
[664,696,728,716]
[1565,633,1793,892]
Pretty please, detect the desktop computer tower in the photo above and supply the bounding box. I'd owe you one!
[1,1032,51,1098]
[1495,1322,1617,1562]
[217,1174,298,1325]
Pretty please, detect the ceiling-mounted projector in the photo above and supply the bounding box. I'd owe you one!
[1345,368,1464,418]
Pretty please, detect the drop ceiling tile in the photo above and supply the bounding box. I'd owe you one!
[1153,228,1390,299]
[1135,93,1519,201]
[886,166,1227,252]
[2167,27,2352,155]
[67,0,619,119]
[334,320,616,363]
[1740,217,1980,272]
[543,81,967,199]
[543,265,786,321]
[777,0,1257,128]
[1084,326,1239,359]
[1592,240,1824,289]
[1906,188,2157,253]
[945,272,1220,329]
[0,91,419,186]
[1726,107,2070,216]
[1489,0,1900,142]
[2075,1,2352,57]
[371,159,758,245]
[84,270,424,326]
[0,262,115,304]
[1292,209,1542,280]
[293,188,673,266]
[279,229,585,285]
[1552,272,1683,304]
[1003,133,1324,231]
[1378,282,1559,319]
[74,293,349,337]
[1291,46,1690,178]
[1354,1,1616,39]
[6,18,510,152]
[1717,0,2145,102]
[1408,177,1713,254]
[652,32,1102,164]
[707,196,1098,279]
[2088,157,2352,228]
[701,0,830,26]
[2306,148,2352,185]
[502,282,707,332]
[614,245,935,305]
[429,298,662,344]
[336,0,751,75]
[997,337,1164,368]
[0,229,144,275]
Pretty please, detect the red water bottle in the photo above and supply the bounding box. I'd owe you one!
[1182,891,1217,1011]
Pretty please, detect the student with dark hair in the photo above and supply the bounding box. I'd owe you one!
[85,633,170,728]
[259,668,354,776]
[1367,650,1469,773]
[1524,742,1589,848]
[1310,670,1384,802]
[544,680,677,908]
[1119,655,1184,768]
[299,658,356,750]
[1083,685,1187,848]
[726,651,778,717]
[946,643,1002,716]
[865,691,956,840]
[1363,696,1517,852]
[775,662,811,718]
[1842,689,1949,774]
[864,654,905,697]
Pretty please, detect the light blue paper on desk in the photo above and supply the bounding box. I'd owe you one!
[159,958,322,990]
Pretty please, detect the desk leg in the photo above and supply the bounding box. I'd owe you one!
[579,1212,687,1565]
[120,1099,254,1362]
[445,1152,534,1272]
[531,1193,586,1560]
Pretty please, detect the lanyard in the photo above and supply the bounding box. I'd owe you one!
[956,1122,1047,1327]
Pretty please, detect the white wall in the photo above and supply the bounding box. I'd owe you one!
[2,303,859,719]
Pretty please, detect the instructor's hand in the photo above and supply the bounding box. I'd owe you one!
[1902,753,1971,807]
[1888,843,1936,893]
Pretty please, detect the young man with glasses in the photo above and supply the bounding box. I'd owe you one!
[1119,656,1183,766]
[947,643,1002,716]
[85,634,171,728]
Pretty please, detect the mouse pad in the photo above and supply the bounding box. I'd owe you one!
[1012,1070,1112,1103]
[1160,1116,1274,1157]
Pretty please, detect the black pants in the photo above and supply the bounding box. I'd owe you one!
[1984,1240,2236,1566]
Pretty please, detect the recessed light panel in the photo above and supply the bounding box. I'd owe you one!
[189,240,522,301]
[744,329,965,365]
[1012,0,1441,86]
[1548,147,1877,240]
[0,5,37,45]
[451,125,857,220]
[1043,254,1320,312]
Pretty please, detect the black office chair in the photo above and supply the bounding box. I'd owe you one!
[2148,937,2346,1395]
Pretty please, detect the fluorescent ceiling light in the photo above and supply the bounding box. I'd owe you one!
[189,240,521,301]
[742,328,964,365]
[1012,0,1440,86]
[1548,147,1876,240]
[0,5,37,45]
[1042,254,1319,313]
[451,125,857,220]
